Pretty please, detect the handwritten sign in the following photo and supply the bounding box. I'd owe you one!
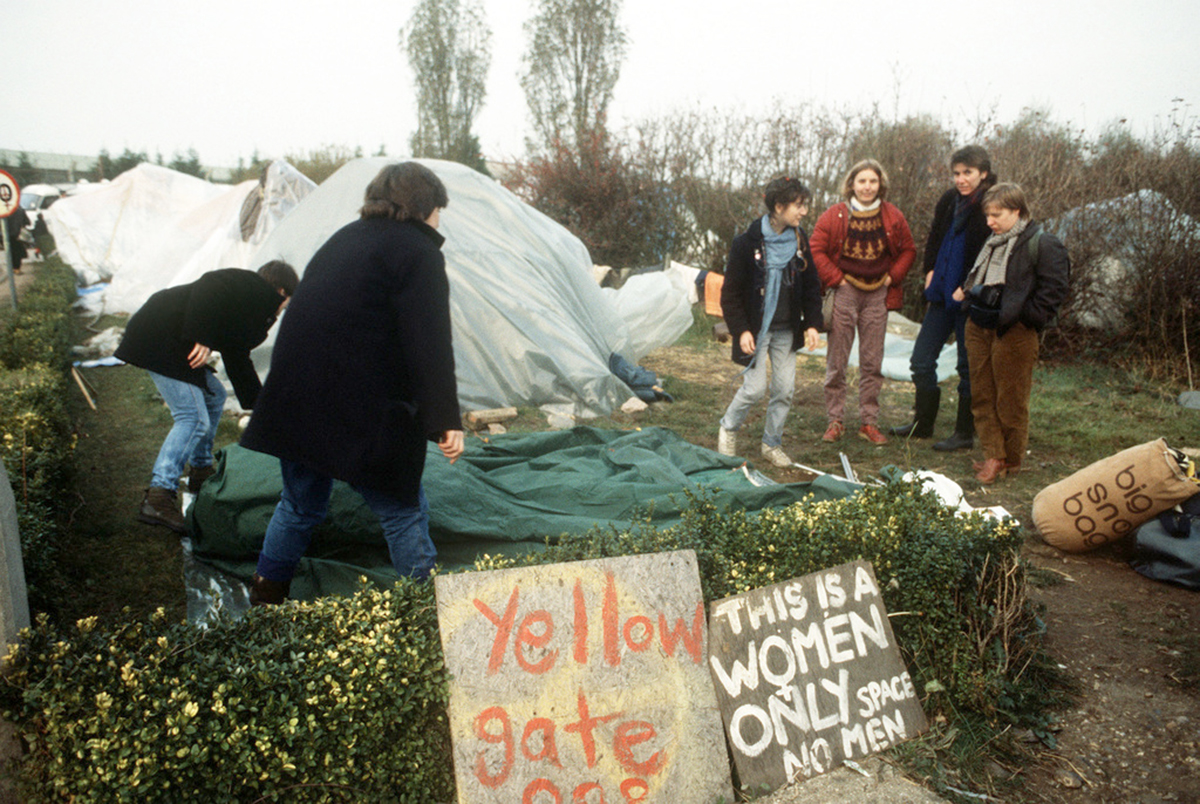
[435,550,733,803]
[707,560,927,792]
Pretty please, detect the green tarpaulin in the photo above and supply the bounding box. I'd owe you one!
[188,426,858,600]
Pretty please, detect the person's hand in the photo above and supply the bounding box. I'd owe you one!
[187,343,212,369]
[803,327,820,352]
[838,278,847,287]
[924,272,933,290]
[952,287,966,303]
[438,430,465,464]
[739,331,756,355]
[884,275,893,286]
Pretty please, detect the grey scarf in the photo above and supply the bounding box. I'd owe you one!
[963,218,1030,289]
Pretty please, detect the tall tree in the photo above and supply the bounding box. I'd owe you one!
[401,0,491,173]
[520,0,627,152]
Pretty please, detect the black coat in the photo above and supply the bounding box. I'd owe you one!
[923,188,991,275]
[994,222,1070,337]
[721,218,823,366]
[115,268,283,408]
[240,218,461,504]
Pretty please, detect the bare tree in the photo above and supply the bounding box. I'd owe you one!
[520,0,627,152]
[401,0,491,172]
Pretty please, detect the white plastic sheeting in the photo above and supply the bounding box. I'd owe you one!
[102,161,315,314]
[44,161,315,313]
[249,157,693,417]
[45,164,226,286]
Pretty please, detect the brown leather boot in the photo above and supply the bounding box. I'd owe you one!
[974,458,1007,485]
[249,574,291,606]
[187,464,216,494]
[136,487,187,533]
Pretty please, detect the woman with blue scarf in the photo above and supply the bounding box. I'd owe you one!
[891,146,995,449]
[717,176,822,467]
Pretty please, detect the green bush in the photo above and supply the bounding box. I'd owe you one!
[2,582,453,803]
[0,258,80,618]
[1,481,1061,802]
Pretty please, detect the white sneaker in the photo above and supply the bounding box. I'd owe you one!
[760,444,793,467]
[717,426,737,456]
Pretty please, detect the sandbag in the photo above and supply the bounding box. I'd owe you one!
[1032,439,1199,552]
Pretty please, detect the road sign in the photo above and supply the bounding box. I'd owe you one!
[0,171,19,218]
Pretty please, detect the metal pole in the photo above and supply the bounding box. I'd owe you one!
[2,221,16,311]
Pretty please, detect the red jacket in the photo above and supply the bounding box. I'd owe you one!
[810,201,916,310]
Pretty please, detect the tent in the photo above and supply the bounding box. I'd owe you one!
[247,157,693,417]
[44,161,315,312]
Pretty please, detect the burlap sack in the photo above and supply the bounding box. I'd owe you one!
[1033,439,1199,552]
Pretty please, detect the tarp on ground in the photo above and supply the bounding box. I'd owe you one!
[247,157,694,417]
[44,161,315,311]
[186,427,858,602]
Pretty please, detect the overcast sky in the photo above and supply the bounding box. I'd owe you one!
[6,0,1198,170]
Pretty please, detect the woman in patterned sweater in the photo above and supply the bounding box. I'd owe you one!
[811,159,916,445]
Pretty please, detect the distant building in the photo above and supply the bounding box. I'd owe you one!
[0,149,235,185]
[0,149,94,184]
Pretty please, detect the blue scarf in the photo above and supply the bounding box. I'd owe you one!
[747,215,795,369]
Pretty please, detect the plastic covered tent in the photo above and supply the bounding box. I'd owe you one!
[44,161,315,312]
[186,426,858,608]
[45,163,226,286]
[101,161,315,313]
[248,157,693,416]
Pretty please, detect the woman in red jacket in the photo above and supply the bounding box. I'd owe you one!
[811,159,916,444]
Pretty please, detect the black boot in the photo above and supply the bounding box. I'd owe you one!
[933,391,975,451]
[249,574,291,606]
[890,387,940,438]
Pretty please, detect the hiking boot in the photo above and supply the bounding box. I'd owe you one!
[187,464,216,494]
[137,487,187,533]
[858,424,888,445]
[249,574,291,606]
[974,458,1007,485]
[822,421,845,442]
[717,426,737,457]
[760,444,793,468]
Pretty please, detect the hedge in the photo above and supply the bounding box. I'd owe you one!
[0,481,1063,802]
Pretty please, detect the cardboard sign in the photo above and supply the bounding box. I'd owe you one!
[436,550,733,804]
[707,560,927,792]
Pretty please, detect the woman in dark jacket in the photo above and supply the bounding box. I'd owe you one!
[953,183,1069,484]
[242,162,464,603]
[115,262,297,532]
[892,146,995,449]
[716,176,822,468]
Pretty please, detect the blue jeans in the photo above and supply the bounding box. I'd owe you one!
[148,371,226,490]
[256,459,436,584]
[720,328,795,448]
[910,302,970,395]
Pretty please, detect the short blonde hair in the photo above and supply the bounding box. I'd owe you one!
[982,182,1031,220]
[842,159,890,202]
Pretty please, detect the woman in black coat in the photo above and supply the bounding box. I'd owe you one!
[891,145,995,449]
[115,262,297,532]
[242,162,464,603]
[716,176,822,467]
